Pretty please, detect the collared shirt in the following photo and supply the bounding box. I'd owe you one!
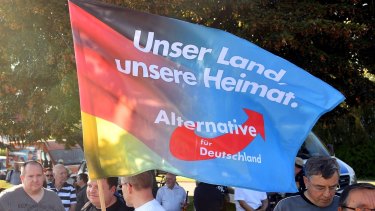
[156,184,186,211]
[47,181,77,211]
[6,170,21,185]
[136,199,165,211]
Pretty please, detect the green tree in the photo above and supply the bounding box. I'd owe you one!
[0,0,81,147]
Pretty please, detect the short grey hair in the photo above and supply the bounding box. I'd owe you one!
[304,156,340,179]
[120,171,153,190]
[53,164,68,174]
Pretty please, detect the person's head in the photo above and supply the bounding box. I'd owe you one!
[20,161,45,195]
[53,164,68,184]
[86,177,118,208]
[338,183,375,211]
[303,156,340,208]
[28,151,33,160]
[44,168,54,183]
[120,171,154,208]
[165,173,177,189]
[77,173,88,187]
[14,162,21,171]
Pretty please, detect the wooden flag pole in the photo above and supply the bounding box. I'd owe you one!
[97,179,107,211]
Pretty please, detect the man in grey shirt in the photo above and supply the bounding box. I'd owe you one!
[0,160,65,211]
[274,156,340,211]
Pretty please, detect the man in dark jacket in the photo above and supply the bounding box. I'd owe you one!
[194,182,229,211]
[75,173,88,211]
[81,177,133,211]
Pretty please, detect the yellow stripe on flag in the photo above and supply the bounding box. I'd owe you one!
[81,112,177,179]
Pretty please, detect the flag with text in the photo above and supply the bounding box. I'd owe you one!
[69,0,344,192]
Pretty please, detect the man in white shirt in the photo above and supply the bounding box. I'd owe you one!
[121,171,165,211]
[156,173,187,211]
[234,188,268,211]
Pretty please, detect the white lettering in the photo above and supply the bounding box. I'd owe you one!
[133,30,212,61]
[217,47,286,82]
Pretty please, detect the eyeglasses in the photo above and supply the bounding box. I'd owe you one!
[307,178,339,193]
[310,183,338,192]
[341,206,375,211]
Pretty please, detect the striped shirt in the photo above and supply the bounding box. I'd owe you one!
[47,181,77,211]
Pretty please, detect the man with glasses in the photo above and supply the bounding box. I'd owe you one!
[338,183,375,211]
[44,168,54,184]
[274,156,340,211]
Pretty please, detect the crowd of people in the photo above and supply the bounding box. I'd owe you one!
[0,156,374,211]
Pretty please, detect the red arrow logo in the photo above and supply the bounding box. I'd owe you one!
[169,109,265,161]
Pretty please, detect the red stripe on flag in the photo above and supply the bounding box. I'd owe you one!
[70,2,182,153]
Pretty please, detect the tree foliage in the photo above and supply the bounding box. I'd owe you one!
[0,0,374,176]
[0,0,81,147]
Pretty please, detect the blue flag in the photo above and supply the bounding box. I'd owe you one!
[69,0,344,192]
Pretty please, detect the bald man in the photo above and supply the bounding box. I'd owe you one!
[0,161,65,210]
[338,183,375,211]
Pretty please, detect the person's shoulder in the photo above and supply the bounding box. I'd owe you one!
[150,199,165,210]
[113,196,134,211]
[274,194,303,210]
[331,195,340,206]
[63,182,75,188]
[175,184,185,191]
[158,185,169,192]
[81,201,94,211]
[0,185,23,195]
[46,182,54,188]
[62,182,76,191]
[44,187,60,195]
[282,194,303,201]
[0,185,24,202]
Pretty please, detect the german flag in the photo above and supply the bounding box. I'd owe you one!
[68,0,344,192]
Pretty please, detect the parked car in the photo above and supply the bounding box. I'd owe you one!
[297,132,356,189]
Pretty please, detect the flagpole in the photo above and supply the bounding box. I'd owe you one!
[97,179,107,211]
